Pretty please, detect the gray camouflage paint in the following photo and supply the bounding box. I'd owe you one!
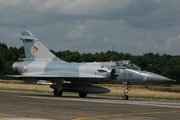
[9,30,173,97]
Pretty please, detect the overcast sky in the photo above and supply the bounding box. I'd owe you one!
[0,0,180,55]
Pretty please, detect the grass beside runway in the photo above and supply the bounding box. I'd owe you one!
[0,80,180,100]
[99,84,180,100]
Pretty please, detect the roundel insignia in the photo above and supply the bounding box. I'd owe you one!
[120,69,124,73]
[23,65,28,71]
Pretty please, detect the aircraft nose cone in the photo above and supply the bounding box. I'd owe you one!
[146,72,173,83]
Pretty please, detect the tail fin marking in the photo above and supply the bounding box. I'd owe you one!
[20,30,64,62]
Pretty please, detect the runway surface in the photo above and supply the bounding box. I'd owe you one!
[0,90,180,120]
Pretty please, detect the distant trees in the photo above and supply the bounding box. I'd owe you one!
[0,42,180,83]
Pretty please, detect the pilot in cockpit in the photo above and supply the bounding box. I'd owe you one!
[116,60,141,70]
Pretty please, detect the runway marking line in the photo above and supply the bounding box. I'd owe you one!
[73,110,180,120]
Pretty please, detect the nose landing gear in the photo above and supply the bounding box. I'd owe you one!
[122,83,131,100]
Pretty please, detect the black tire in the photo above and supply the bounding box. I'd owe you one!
[53,88,63,97]
[122,95,129,100]
[79,92,87,98]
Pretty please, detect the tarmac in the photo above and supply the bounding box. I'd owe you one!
[0,90,180,120]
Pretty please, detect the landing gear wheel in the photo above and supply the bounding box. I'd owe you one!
[122,83,131,100]
[122,95,129,100]
[79,92,87,98]
[53,88,63,97]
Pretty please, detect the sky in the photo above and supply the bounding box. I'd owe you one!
[0,0,180,55]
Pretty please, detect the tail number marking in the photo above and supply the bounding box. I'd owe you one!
[123,73,133,77]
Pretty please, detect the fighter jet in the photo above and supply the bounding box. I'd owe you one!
[8,30,173,100]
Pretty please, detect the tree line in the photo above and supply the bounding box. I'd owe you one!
[0,42,180,83]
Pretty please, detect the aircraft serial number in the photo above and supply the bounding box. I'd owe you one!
[123,73,133,77]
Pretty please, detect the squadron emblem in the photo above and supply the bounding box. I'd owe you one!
[32,46,38,53]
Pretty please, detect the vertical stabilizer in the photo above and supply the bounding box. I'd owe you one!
[20,30,64,62]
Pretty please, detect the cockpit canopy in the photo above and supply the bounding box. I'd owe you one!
[116,60,141,70]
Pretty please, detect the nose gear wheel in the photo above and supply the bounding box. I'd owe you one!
[122,83,131,100]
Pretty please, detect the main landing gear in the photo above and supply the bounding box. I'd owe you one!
[53,88,63,97]
[122,83,131,100]
[78,92,87,98]
[53,88,88,98]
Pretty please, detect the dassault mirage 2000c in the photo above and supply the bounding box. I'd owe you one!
[8,30,173,100]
